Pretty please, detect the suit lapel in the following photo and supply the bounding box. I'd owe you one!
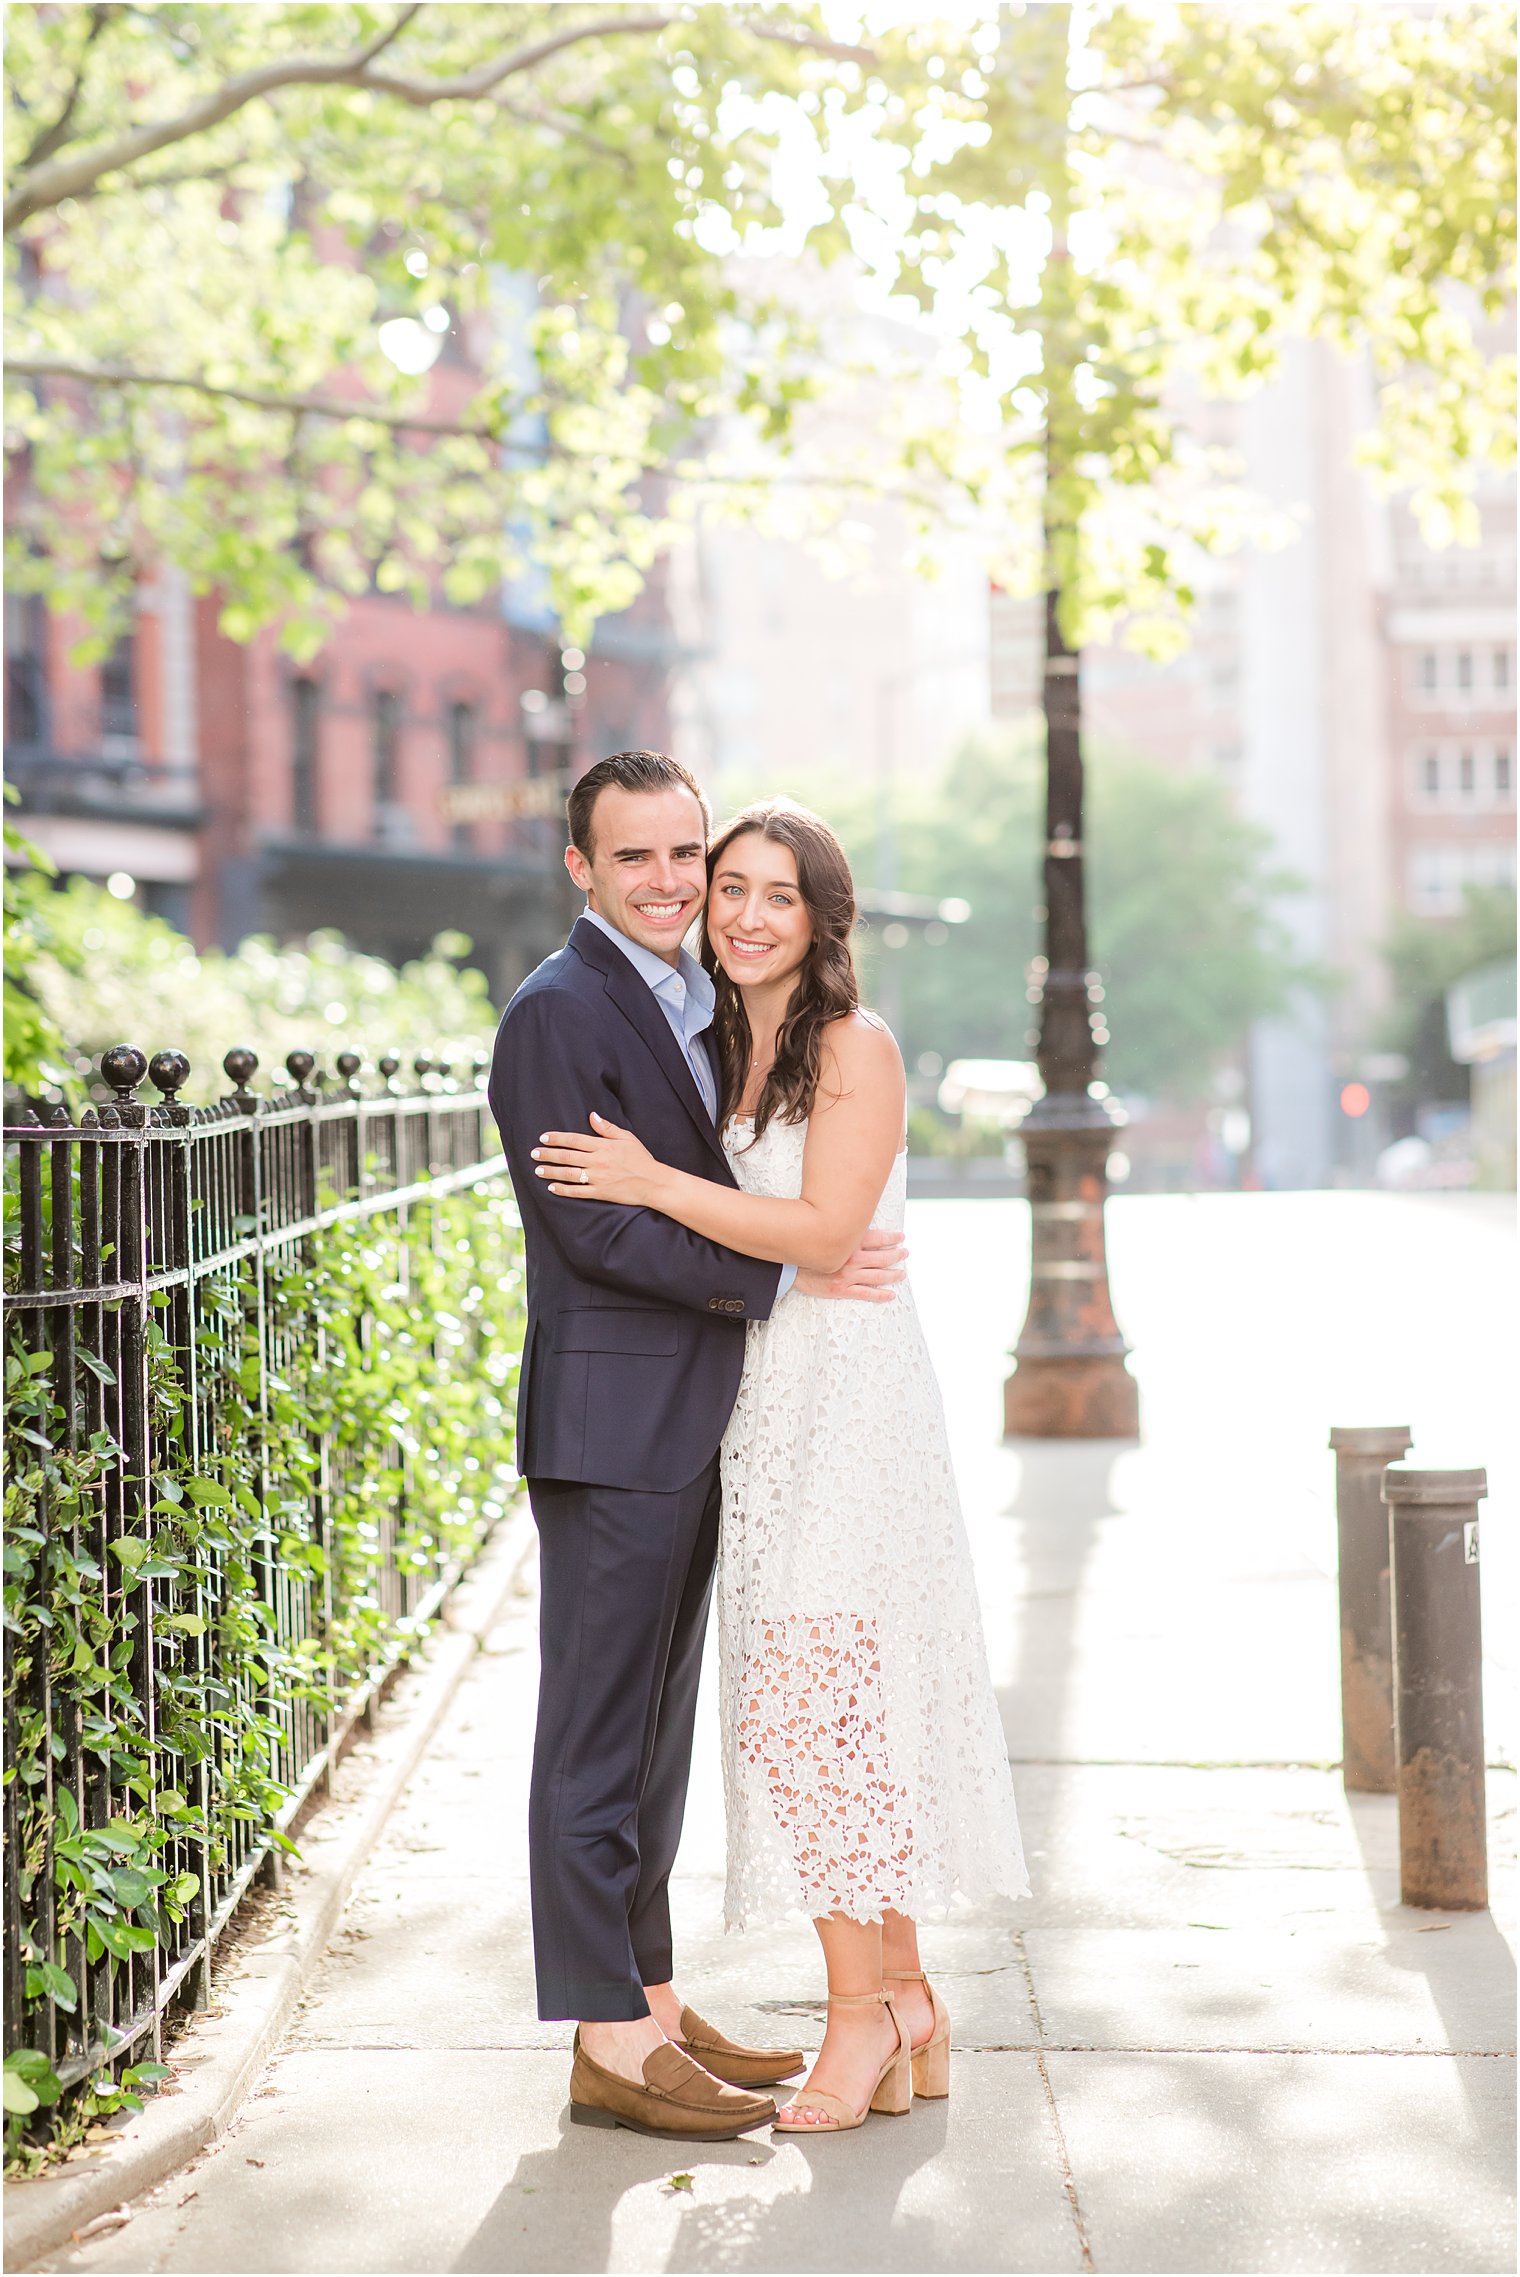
[569,918,728,1166]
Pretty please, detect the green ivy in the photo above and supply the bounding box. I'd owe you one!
[3,1170,525,2169]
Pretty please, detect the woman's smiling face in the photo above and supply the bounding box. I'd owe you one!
[707,830,813,994]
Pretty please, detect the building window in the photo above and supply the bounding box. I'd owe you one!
[1495,746,1513,798]
[447,700,474,786]
[100,629,137,745]
[1421,750,1441,800]
[1496,649,1512,692]
[1409,847,1457,915]
[1455,650,1473,692]
[373,689,400,811]
[1410,841,1518,916]
[1418,651,1438,692]
[4,591,45,747]
[447,699,475,850]
[1458,748,1476,797]
[292,678,320,833]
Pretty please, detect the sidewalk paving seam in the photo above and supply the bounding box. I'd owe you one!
[964,2043,1517,2058]
[1009,1756,1518,1771]
[221,2038,1520,2057]
[2,1507,535,2274]
[1016,1930,1097,2274]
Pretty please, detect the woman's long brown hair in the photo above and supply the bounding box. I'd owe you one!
[700,800,861,1136]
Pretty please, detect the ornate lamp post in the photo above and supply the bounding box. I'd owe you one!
[1003,585,1138,1438]
[1000,0,1138,1439]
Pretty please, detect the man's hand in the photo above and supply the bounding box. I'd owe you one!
[796,1227,908,1304]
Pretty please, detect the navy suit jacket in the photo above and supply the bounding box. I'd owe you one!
[488,915,782,1494]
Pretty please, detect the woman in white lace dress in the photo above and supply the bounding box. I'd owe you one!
[531,800,1028,2133]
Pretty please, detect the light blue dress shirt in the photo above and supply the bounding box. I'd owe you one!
[581,908,795,1298]
[583,907,718,1118]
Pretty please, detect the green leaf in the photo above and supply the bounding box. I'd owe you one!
[5,2048,62,2106]
[184,1478,232,1509]
[76,1348,117,1387]
[41,1961,78,2013]
[2,2072,39,2115]
[160,1612,206,1636]
[110,1539,149,1569]
[92,1916,155,1959]
[109,1865,157,1907]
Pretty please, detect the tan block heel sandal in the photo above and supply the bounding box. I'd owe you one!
[885,1969,951,2099]
[772,1989,912,2133]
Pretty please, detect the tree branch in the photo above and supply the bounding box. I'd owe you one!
[5,8,875,235]
[4,355,523,439]
[493,96,636,171]
[4,9,668,231]
[4,356,966,514]
[20,2,117,171]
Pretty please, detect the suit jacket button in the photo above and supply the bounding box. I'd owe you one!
[707,1297,721,1311]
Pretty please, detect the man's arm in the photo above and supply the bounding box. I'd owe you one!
[490,989,781,1321]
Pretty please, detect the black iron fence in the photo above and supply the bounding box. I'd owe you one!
[3,1045,520,2108]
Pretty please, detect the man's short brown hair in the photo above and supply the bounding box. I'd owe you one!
[566,750,712,860]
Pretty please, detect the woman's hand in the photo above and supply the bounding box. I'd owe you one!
[530,1113,666,1208]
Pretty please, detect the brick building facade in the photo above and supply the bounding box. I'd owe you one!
[6,281,680,1006]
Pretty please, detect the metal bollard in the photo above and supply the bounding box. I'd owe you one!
[1383,1465,1488,1910]
[1329,1426,1413,1792]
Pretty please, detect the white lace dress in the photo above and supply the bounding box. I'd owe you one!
[717,1113,1030,1928]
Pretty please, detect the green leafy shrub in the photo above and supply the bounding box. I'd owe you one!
[9,877,498,1110]
[3,1170,524,2170]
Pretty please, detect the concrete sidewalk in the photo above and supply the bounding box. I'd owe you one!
[24,1192,1516,2275]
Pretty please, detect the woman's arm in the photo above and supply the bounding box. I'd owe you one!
[532,1012,906,1274]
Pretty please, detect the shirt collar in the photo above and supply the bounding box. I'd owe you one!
[582,906,714,1021]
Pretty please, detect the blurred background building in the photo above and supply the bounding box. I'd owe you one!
[992,344,1515,1187]
[4,292,683,1009]
[5,559,678,1011]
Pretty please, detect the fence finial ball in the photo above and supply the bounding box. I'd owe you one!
[100,1044,148,1100]
[336,1051,362,1079]
[223,1047,260,1110]
[149,1049,191,1101]
[286,1049,316,1087]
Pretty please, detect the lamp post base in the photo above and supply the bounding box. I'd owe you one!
[1004,1351,1139,1439]
[1004,1094,1139,1441]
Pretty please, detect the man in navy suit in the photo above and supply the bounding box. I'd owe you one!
[488,750,905,2139]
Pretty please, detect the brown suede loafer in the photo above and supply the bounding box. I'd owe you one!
[568,2033,776,2140]
[672,2005,807,2089]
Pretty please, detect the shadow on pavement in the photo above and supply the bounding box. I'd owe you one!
[452,2105,950,2275]
[666,2105,950,2273]
[1347,1784,1517,2112]
[998,1438,1129,1770]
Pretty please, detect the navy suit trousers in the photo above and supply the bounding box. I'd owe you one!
[526,1459,721,2021]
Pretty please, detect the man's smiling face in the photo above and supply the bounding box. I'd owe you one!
[565,782,709,966]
